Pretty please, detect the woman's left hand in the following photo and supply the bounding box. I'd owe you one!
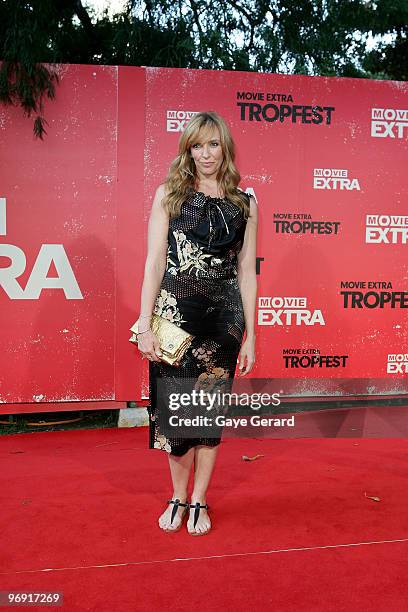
[238,336,256,376]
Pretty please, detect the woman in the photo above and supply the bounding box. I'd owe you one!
[136,111,258,535]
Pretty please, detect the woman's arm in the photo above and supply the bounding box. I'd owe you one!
[237,194,258,341]
[138,184,169,333]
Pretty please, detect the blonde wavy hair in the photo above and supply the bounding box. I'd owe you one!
[161,111,251,220]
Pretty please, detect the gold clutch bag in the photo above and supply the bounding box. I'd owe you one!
[129,312,194,367]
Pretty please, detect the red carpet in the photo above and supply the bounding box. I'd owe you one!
[1,427,408,610]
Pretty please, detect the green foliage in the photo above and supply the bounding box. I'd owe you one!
[0,0,406,138]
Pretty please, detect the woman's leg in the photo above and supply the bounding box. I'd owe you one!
[158,447,195,531]
[187,444,219,534]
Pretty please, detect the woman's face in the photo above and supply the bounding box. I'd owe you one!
[190,126,224,180]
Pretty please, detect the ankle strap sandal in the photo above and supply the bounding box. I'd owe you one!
[189,502,209,529]
[167,498,189,525]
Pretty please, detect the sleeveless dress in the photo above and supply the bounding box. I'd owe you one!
[148,188,250,457]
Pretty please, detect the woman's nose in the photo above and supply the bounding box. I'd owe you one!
[201,145,211,157]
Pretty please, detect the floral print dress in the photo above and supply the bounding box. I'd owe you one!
[148,188,249,456]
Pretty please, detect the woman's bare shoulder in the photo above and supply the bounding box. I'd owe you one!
[237,188,257,207]
[155,183,169,197]
[151,183,170,211]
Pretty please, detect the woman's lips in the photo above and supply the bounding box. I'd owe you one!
[201,162,214,166]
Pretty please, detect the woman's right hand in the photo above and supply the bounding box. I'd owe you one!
[137,330,163,362]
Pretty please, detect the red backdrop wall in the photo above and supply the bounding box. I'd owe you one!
[0,64,406,409]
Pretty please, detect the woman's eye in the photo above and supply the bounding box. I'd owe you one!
[192,143,201,149]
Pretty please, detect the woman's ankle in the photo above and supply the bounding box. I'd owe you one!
[172,491,188,501]
[190,493,207,504]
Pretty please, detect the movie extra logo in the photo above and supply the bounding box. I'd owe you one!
[365,214,408,244]
[167,110,199,132]
[387,353,408,374]
[0,197,82,300]
[237,91,335,125]
[313,168,360,191]
[371,108,408,139]
[339,281,408,309]
[282,347,349,369]
[258,296,325,326]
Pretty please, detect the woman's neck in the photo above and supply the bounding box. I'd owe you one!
[195,180,224,198]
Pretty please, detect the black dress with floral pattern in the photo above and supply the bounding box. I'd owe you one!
[148,188,249,456]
